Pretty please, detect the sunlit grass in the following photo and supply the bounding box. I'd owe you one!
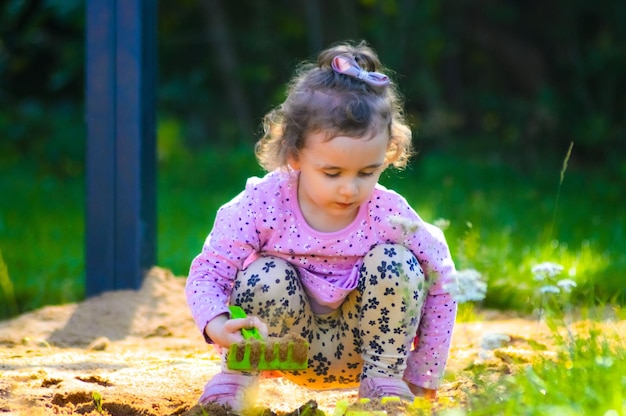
[157,143,264,277]
[447,258,626,415]
[1,142,624,320]
[461,318,626,416]
[0,166,84,318]
[455,303,487,323]
[0,248,17,316]
[389,151,625,313]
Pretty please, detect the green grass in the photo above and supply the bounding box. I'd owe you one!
[0,145,625,320]
[0,161,84,318]
[459,319,626,416]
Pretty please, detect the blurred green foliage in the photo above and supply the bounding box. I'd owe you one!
[157,0,626,166]
[1,0,625,170]
[0,0,84,176]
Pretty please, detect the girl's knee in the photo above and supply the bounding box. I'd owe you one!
[232,256,308,335]
[231,256,300,300]
[365,244,424,271]
[363,244,425,288]
[243,256,297,276]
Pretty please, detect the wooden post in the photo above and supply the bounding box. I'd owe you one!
[85,0,157,296]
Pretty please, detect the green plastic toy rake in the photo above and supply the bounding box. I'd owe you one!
[227,305,309,371]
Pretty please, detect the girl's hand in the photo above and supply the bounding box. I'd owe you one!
[407,382,437,401]
[204,312,269,348]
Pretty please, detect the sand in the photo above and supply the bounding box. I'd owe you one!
[0,267,623,415]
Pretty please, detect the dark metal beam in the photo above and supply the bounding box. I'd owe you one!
[85,0,157,296]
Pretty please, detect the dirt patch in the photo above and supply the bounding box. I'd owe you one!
[0,267,623,415]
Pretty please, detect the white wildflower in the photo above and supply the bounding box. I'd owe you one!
[479,349,494,360]
[557,279,577,293]
[480,333,511,350]
[539,285,561,294]
[388,215,419,235]
[531,262,564,281]
[433,218,450,231]
[595,356,614,368]
[442,269,487,303]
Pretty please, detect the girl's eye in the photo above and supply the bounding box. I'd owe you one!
[324,171,375,178]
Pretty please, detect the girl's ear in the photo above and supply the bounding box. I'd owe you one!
[288,155,301,171]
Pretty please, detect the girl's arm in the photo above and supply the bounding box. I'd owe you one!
[405,291,457,389]
[400,211,458,390]
[186,185,263,340]
[407,384,437,400]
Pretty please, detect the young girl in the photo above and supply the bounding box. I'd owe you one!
[186,40,457,413]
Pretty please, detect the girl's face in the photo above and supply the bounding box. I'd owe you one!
[289,129,389,232]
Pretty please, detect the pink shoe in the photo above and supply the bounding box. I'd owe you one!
[199,372,259,413]
[358,377,416,401]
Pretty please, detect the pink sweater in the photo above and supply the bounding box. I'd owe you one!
[187,169,457,388]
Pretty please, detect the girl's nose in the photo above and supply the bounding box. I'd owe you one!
[340,180,358,197]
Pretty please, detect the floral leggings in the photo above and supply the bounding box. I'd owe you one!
[229,244,427,389]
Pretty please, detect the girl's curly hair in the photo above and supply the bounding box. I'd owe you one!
[255,40,413,172]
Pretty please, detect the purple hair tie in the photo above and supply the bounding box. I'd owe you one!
[331,54,390,88]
